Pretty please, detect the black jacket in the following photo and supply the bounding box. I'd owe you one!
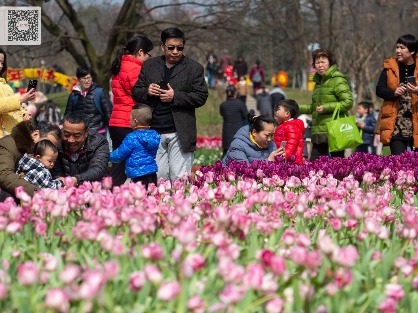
[132,55,208,152]
[64,84,112,131]
[220,98,248,150]
[51,130,109,184]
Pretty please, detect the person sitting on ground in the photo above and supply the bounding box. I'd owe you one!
[16,139,63,189]
[222,113,283,165]
[110,104,160,188]
[51,112,109,187]
[0,121,62,201]
[273,99,305,164]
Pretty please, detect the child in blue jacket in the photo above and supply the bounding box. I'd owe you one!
[110,104,160,188]
[355,101,377,154]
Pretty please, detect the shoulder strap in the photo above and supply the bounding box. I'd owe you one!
[92,87,104,116]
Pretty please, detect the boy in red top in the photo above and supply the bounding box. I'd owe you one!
[273,99,305,163]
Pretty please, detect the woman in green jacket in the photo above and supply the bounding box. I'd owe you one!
[300,48,353,161]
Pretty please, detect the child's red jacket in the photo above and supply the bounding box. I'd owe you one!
[274,118,305,163]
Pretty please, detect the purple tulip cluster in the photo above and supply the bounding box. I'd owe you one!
[194,152,418,189]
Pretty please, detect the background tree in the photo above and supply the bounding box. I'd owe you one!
[2,0,418,104]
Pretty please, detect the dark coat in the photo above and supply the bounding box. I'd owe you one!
[51,130,109,184]
[0,121,38,196]
[65,83,113,132]
[360,113,377,145]
[256,91,273,117]
[131,55,208,152]
[220,98,248,150]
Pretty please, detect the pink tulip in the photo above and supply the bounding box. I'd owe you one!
[305,250,322,270]
[269,255,286,276]
[157,281,181,301]
[45,288,69,312]
[15,186,31,204]
[102,176,113,190]
[142,243,164,261]
[6,221,22,234]
[378,297,397,313]
[78,270,105,300]
[188,295,206,313]
[265,297,284,313]
[219,284,245,304]
[144,264,163,284]
[244,264,264,290]
[40,253,58,272]
[182,253,206,277]
[17,262,39,286]
[334,268,352,288]
[0,283,7,300]
[332,245,359,268]
[60,264,81,284]
[259,249,275,267]
[34,220,47,236]
[104,260,119,280]
[289,246,307,265]
[385,283,404,301]
[129,271,146,292]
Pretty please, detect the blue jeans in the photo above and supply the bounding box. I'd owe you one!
[206,71,216,89]
[157,132,194,181]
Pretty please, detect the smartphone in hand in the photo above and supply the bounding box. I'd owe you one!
[27,79,38,92]
[280,141,287,148]
[407,76,416,85]
[159,80,168,90]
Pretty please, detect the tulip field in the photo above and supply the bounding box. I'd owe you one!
[1,137,418,312]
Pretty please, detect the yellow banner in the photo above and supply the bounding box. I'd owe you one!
[6,67,77,92]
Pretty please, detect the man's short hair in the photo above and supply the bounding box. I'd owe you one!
[161,27,185,44]
[132,103,152,126]
[62,112,89,130]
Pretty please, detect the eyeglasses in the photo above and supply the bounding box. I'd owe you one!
[165,45,184,52]
[79,76,92,81]
[146,52,152,58]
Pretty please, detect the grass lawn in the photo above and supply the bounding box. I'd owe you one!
[196,86,313,137]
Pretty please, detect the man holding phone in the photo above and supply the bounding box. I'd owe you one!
[132,27,208,182]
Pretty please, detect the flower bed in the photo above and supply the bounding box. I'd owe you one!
[1,153,418,312]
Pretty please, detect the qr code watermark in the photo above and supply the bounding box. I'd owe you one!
[0,7,41,45]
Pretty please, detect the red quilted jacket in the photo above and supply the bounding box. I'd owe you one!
[109,55,143,128]
[274,118,305,164]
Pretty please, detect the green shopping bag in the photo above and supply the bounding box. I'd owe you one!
[325,105,363,152]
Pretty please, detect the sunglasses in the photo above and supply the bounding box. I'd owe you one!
[165,45,184,52]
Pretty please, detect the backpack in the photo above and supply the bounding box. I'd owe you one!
[252,70,262,83]
[36,101,62,125]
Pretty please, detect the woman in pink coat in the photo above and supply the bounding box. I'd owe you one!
[109,35,153,186]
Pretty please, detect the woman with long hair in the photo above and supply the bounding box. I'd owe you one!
[109,35,154,186]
